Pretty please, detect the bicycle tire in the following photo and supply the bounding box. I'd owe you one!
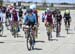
[47,25,52,40]
[47,32,52,41]
[56,22,59,37]
[66,28,69,34]
[27,34,32,51]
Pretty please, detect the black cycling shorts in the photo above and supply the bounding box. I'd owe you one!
[26,21,35,27]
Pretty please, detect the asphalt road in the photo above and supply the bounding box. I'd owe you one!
[0,10,75,54]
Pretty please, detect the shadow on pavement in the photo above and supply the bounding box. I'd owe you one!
[0,42,5,43]
[35,40,45,43]
[56,36,66,38]
[4,41,25,43]
[49,39,58,41]
[34,48,43,50]
[68,32,75,34]
[0,35,7,37]
[17,34,24,38]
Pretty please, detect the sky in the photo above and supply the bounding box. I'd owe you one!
[4,0,75,3]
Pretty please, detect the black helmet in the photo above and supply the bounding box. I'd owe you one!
[27,9,33,13]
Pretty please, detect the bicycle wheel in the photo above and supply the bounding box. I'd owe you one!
[66,26,69,34]
[56,23,59,37]
[0,25,3,36]
[13,32,16,38]
[47,25,52,41]
[27,35,32,51]
[47,32,52,41]
[13,26,17,38]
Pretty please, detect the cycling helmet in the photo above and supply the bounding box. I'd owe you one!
[29,4,36,9]
[27,9,33,13]
[65,9,70,14]
[46,8,50,11]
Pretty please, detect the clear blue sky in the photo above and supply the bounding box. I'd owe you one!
[5,0,75,3]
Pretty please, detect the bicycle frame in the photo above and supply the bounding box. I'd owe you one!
[65,20,70,34]
[46,23,52,40]
[27,25,35,50]
[56,21,60,37]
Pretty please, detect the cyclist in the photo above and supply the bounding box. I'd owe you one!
[45,10,53,40]
[18,8,23,28]
[6,9,11,19]
[55,11,62,36]
[10,9,20,33]
[42,12,45,22]
[52,8,61,31]
[63,9,71,29]
[5,9,11,29]
[23,9,37,43]
[29,4,39,37]
[30,4,39,25]
[45,8,50,15]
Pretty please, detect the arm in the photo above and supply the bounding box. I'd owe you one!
[63,13,66,18]
[17,13,19,21]
[24,15,28,25]
[34,14,37,24]
[10,14,13,21]
[60,15,62,22]
[1,13,3,22]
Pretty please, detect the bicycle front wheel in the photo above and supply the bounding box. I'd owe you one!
[27,35,32,51]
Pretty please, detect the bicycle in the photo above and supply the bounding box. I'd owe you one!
[65,20,70,34]
[56,21,61,37]
[0,22,3,36]
[64,17,71,34]
[24,25,35,50]
[11,23,18,38]
[46,23,52,41]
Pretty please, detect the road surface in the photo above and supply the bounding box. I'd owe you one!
[0,10,75,54]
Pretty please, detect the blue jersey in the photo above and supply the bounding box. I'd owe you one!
[24,13,37,24]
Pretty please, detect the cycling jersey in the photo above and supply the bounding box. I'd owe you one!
[56,14,62,22]
[64,13,71,20]
[24,13,37,25]
[11,10,19,22]
[45,12,53,24]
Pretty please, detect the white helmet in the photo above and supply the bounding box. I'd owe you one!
[30,4,36,9]
[46,8,50,11]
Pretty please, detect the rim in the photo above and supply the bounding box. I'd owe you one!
[27,37,32,50]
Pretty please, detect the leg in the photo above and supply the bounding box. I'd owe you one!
[68,20,70,29]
